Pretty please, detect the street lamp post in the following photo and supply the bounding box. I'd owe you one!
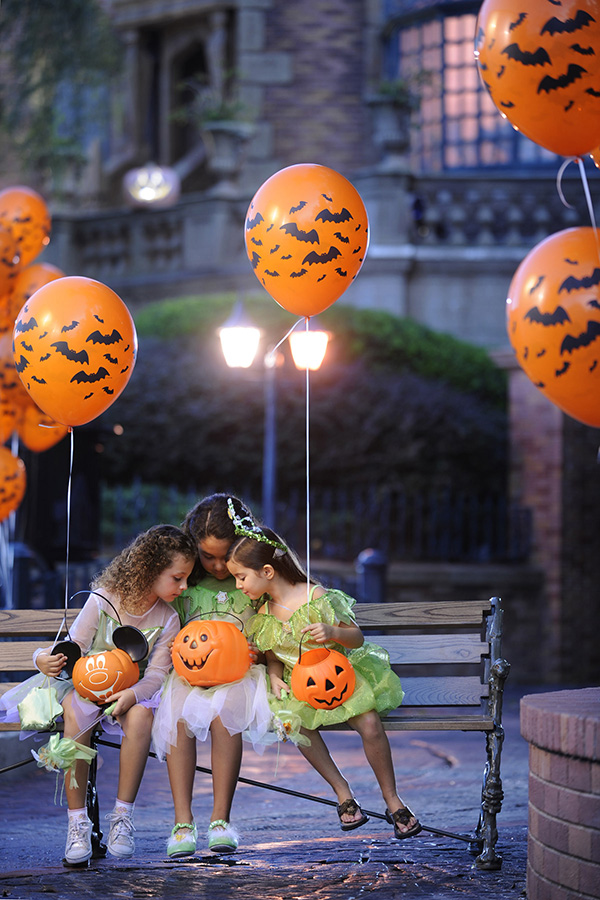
[218,304,329,529]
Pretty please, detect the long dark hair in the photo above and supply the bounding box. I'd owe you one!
[227,527,310,586]
[182,494,253,584]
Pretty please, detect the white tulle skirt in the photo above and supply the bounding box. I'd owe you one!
[152,664,272,760]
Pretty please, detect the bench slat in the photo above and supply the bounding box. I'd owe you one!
[397,675,487,706]
[375,634,488,665]
[0,641,56,671]
[0,609,77,636]
[325,714,493,732]
[355,599,492,628]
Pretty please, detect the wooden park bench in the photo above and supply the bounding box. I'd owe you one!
[0,596,509,870]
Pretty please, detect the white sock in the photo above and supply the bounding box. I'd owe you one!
[68,807,90,823]
[114,799,134,816]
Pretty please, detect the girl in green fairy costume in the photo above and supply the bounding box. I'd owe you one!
[226,514,422,841]
[152,494,272,858]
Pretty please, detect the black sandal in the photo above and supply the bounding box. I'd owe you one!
[385,806,422,840]
[337,798,369,832]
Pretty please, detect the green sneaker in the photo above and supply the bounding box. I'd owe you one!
[207,819,239,854]
[167,822,197,858]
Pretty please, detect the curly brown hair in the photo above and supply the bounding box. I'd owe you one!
[92,524,197,614]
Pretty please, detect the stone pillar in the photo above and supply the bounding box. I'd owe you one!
[521,688,600,900]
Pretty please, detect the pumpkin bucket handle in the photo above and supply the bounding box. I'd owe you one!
[296,630,331,665]
[186,610,246,633]
[67,590,149,663]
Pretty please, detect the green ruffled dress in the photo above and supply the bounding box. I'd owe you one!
[246,588,404,732]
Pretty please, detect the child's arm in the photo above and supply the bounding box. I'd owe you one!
[35,649,68,678]
[301,620,364,649]
[266,650,288,699]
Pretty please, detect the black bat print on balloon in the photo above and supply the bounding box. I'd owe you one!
[14,356,28,373]
[19,342,32,352]
[270,245,280,254]
[524,306,570,324]
[529,275,545,293]
[541,10,595,36]
[290,269,307,278]
[315,208,353,224]
[322,194,333,202]
[335,268,347,277]
[61,321,79,332]
[250,237,262,246]
[31,375,46,384]
[586,86,600,96]
[14,316,37,333]
[588,300,600,310]
[264,270,279,277]
[250,252,260,269]
[502,44,551,65]
[104,354,118,364]
[246,212,264,230]
[70,368,110,384]
[302,247,342,266]
[560,320,600,353]
[280,222,320,243]
[509,12,527,31]
[86,329,123,345]
[591,360,598,371]
[290,202,307,213]
[40,353,50,361]
[317,274,327,282]
[94,315,104,323]
[102,387,114,395]
[571,43,595,55]
[555,361,570,376]
[334,232,350,243]
[538,64,586,93]
[51,342,89,364]
[559,268,600,292]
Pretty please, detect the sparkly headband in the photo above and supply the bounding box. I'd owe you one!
[227,498,288,553]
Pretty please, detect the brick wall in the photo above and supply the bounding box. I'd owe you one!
[521,688,600,900]
[263,0,376,174]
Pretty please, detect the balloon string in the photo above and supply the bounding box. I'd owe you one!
[266,317,304,366]
[55,428,75,650]
[556,157,576,209]
[576,157,600,264]
[304,316,311,607]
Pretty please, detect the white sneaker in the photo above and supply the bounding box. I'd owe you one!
[64,817,93,865]
[106,809,136,858]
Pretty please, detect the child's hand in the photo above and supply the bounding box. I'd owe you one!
[103,688,136,718]
[38,650,67,678]
[301,622,334,644]
[269,674,288,699]
[247,638,259,664]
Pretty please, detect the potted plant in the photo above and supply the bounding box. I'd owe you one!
[366,71,433,171]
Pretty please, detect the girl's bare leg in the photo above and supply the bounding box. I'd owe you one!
[297,728,364,826]
[166,722,197,824]
[116,704,153,803]
[209,717,242,822]
[349,710,418,833]
[62,692,93,810]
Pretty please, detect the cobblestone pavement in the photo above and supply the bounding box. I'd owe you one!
[0,686,533,899]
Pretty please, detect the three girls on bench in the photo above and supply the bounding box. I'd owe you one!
[151,494,272,857]
[226,508,422,840]
[23,526,194,865]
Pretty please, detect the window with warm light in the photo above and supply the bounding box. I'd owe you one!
[385,8,558,171]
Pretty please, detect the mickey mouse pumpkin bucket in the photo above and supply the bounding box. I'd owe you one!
[291,634,356,711]
[171,613,251,688]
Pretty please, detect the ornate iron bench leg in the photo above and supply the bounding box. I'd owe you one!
[87,729,107,859]
[474,658,510,870]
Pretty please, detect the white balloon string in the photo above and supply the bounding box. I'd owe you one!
[304,316,311,608]
[60,428,75,640]
[556,157,576,209]
[266,317,304,366]
[576,157,600,265]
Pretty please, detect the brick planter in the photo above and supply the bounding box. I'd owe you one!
[521,688,600,900]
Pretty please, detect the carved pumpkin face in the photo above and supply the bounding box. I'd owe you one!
[171,619,251,687]
[12,275,137,427]
[291,647,356,710]
[475,0,600,157]
[245,164,369,317]
[72,649,139,705]
[507,226,600,427]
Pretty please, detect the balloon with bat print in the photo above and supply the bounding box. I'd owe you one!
[12,276,137,428]
[507,226,600,427]
[244,164,369,317]
[0,446,26,523]
[0,186,51,269]
[9,262,65,325]
[475,0,600,157]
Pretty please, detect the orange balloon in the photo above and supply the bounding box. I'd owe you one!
[507,227,600,427]
[10,262,64,323]
[591,147,600,170]
[0,226,20,296]
[476,0,600,157]
[245,164,369,317]
[0,186,51,268]
[13,276,138,427]
[0,446,26,522]
[17,400,68,453]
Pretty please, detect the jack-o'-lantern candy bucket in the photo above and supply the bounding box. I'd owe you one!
[291,642,356,711]
[171,616,251,688]
[73,648,139,705]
